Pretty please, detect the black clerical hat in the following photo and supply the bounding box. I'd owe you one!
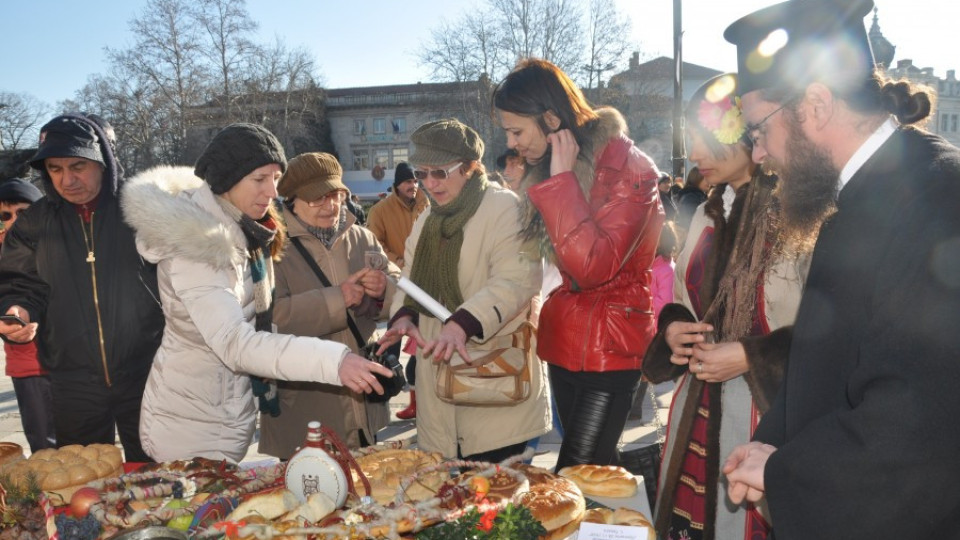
[724,0,876,95]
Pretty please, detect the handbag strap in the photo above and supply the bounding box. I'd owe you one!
[289,235,367,348]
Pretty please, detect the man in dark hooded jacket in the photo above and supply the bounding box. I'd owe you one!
[0,114,164,462]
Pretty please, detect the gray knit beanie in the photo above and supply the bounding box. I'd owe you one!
[408,119,484,166]
[194,123,287,194]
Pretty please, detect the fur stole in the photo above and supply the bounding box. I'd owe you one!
[517,107,629,261]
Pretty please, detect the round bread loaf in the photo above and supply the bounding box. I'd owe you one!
[515,472,585,540]
[558,464,638,498]
[352,449,448,504]
[0,442,24,466]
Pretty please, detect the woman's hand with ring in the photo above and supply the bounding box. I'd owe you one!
[690,341,749,382]
[339,352,393,395]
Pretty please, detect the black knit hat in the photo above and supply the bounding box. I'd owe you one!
[194,123,287,194]
[0,178,43,204]
[29,116,105,170]
[394,162,415,187]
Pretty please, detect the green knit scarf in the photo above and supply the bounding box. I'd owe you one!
[404,171,489,317]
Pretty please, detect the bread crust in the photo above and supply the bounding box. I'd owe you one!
[558,464,637,498]
[0,443,123,505]
[352,449,448,504]
[514,468,585,538]
[0,442,24,467]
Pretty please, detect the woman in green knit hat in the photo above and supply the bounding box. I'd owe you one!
[377,118,551,463]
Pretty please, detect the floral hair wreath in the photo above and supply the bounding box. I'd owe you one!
[697,95,747,145]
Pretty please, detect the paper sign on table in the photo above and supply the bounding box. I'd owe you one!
[576,521,649,540]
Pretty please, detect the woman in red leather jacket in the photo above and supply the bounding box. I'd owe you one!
[493,58,664,471]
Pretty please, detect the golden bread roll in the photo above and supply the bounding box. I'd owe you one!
[582,507,615,524]
[353,449,448,504]
[0,443,123,504]
[516,473,585,540]
[612,507,653,528]
[558,464,637,498]
[0,442,24,466]
[30,448,57,461]
[278,492,336,524]
[227,489,301,522]
[66,464,98,485]
[58,444,84,455]
[43,470,71,490]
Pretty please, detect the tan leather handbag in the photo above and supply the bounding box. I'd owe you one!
[434,321,535,406]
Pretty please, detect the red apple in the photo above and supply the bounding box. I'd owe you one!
[70,487,102,518]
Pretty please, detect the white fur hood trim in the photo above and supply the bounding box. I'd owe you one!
[122,165,245,270]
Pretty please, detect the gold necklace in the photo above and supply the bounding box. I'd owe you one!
[80,213,95,263]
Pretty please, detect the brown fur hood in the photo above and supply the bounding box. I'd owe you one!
[518,107,629,259]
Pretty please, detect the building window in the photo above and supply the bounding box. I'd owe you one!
[392,147,409,166]
[375,148,389,167]
[354,119,366,135]
[391,118,407,134]
[953,114,959,133]
[373,118,387,134]
[353,150,369,170]
[943,114,950,132]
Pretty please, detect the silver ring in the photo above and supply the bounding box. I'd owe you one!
[697,362,703,373]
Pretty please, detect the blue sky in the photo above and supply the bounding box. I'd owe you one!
[3,0,958,107]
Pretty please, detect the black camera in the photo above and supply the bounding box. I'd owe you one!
[361,343,406,403]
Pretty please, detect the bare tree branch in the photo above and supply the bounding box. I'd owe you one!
[0,92,50,150]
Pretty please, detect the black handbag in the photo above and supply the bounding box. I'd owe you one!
[289,237,406,403]
[618,384,664,510]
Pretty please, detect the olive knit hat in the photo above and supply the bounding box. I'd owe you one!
[194,123,287,194]
[408,119,484,166]
[278,152,348,202]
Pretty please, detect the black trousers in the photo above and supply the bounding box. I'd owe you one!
[50,370,153,462]
[549,364,643,472]
[459,440,529,464]
[12,375,57,452]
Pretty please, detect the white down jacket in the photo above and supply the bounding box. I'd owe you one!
[122,166,349,463]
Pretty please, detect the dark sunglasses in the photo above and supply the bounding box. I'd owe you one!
[413,163,461,181]
[0,209,27,222]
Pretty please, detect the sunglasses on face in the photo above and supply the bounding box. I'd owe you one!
[305,190,346,207]
[413,163,461,181]
[0,209,27,222]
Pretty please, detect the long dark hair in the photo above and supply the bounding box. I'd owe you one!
[492,58,599,145]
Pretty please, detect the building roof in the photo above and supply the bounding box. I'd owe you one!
[613,56,723,82]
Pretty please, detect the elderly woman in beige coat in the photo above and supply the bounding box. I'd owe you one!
[259,152,401,457]
[378,119,550,462]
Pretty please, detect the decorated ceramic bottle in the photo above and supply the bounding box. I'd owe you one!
[284,421,349,507]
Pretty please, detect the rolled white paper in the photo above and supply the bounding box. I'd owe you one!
[395,276,453,321]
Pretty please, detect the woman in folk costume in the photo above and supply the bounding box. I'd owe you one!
[641,74,810,540]
[259,152,401,456]
[122,124,393,463]
[492,58,663,471]
[377,119,549,462]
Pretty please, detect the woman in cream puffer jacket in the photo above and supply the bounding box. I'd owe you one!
[122,164,360,462]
